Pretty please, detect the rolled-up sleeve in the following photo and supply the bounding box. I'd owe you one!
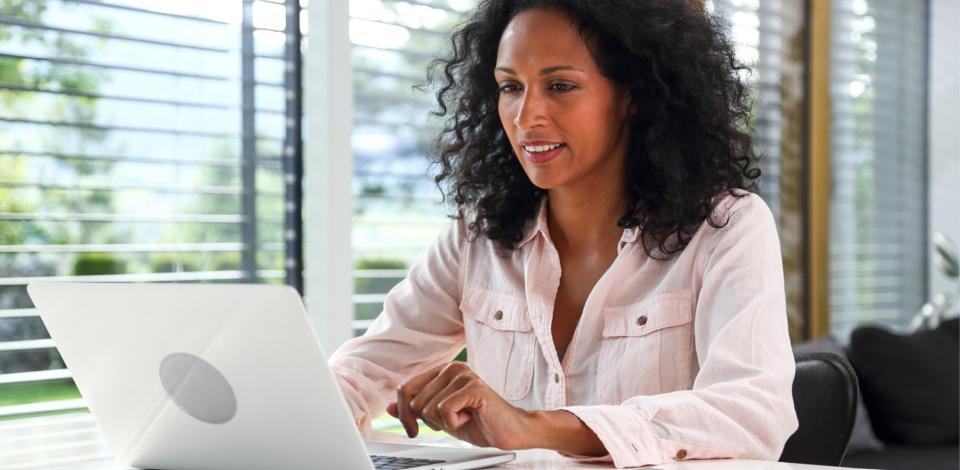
[329,218,468,431]
[563,195,799,467]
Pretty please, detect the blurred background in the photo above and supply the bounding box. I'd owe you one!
[0,0,956,465]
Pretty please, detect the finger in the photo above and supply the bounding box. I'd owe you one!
[386,402,398,418]
[438,383,487,431]
[409,363,469,423]
[396,365,445,437]
[421,373,473,431]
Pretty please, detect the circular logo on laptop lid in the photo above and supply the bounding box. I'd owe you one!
[159,352,237,424]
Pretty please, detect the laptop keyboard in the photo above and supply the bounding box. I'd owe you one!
[370,454,445,469]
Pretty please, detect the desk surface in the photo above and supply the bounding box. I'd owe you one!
[1,412,874,470]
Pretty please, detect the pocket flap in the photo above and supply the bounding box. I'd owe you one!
[602,291,693,338]
[460,286,532,332]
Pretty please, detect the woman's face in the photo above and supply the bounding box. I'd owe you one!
[495,8,631,192]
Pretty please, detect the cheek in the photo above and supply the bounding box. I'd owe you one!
[497,100,515,127]
[498,102,519,149]
[579,102,623,142]
[576,100,611,125]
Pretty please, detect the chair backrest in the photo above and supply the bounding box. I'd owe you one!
[779,352,859,466]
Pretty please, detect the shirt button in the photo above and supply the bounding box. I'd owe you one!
[554,373,561,383]
[636,315,648,326]
[675,449,688,460]
[494,310,503,320]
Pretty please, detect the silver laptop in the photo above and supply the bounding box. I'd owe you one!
[28,282,515,470]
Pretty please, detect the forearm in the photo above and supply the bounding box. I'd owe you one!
[525,409,607,456]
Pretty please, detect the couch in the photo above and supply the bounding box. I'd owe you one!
[794,318,959,470]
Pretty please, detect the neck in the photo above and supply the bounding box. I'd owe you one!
[546,183,628,252]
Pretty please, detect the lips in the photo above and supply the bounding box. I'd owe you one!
[519,140,566,164]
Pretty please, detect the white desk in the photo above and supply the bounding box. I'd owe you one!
[0,413,876,470]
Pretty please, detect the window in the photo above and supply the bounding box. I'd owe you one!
[0,0,301,416]
[347,0,814,340]
[348,0,473,336]
[709,0,807,340]
[828,0,928,340]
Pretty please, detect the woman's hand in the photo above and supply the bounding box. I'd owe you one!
[386,361,537,450]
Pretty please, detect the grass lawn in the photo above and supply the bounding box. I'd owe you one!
[0,381,84,421]
[373,414,449,437]
[0,381,445,437]
[0,381,81,407]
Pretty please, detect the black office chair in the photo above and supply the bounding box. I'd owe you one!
[779,352,859,466]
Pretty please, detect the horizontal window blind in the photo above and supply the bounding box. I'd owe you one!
[352,0,810,336]
[712,0,786,219]
[0,0,303,416]
[710,0,807,340]
[349,0,473,335]
[829,0,928,341]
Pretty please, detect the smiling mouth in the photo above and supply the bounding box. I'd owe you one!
[522,143,565,153]
[521,143,566,164]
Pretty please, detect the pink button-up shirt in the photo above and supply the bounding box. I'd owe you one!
[330,191,798,468]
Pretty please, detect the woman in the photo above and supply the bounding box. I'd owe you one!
[330,0,798,467]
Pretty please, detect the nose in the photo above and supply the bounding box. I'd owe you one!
[513,88,548,131]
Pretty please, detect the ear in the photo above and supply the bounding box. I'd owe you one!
[619,90,638,119]
[626,98,639,117]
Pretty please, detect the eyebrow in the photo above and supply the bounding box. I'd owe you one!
[494,65,583,75]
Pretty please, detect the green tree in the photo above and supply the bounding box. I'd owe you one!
[0,0,113,377]
[0,0,112,248]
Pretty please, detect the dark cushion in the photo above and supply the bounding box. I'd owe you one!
[848,318,959,445]
[793,335,884,454]
[842,444,959,470]
[780,352,859,466]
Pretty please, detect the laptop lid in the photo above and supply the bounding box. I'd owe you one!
[28,282,375,470]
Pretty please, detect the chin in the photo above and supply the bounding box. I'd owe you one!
[517,159,569,190]
[523,172,564,190]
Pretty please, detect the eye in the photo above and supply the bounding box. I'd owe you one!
[498,82,521,93]
[549,82,577,92]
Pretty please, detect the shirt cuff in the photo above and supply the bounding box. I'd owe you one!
[561,405,666,468]
[330,365,373,433]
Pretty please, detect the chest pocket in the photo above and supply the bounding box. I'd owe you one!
[596,291,694,404]
[459,286,535,401]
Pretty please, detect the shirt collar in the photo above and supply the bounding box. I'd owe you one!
[517,197,549,248]
[517,197,641,249]
[619,225,640,244]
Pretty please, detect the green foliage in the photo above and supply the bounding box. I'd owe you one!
[0,0,46,38]
[0,0,113,249]
[373,413,449,437]
[149,255,201,273]
[212,252,242,271]
[173,142,242,245]
[0,0,45,107]
[354,257,407,295]
[354,258,407,270]
[0,56,24,86]
[0,380,80,407]
[72,254,126,276]
[353,257,407,320]
[0,155,41,245]
[360,184,386,196]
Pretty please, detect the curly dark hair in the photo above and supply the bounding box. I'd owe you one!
[429,0,760,258]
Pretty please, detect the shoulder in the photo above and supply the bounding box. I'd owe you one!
[709,190,776,231]
[419,211,471,263]
[687,190,779,263]
[440,212,470,248]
